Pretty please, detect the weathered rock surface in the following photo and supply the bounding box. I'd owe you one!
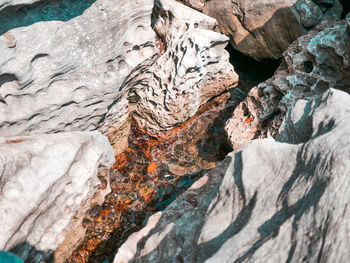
[226,17,350,150]
[0,0,238,152]
[184,0,342,59]
[0,131,115,263]
[102,0,238,137]
[0,0,156,137]
[114,88,350,263]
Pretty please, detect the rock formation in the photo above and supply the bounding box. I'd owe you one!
[0,0,239,261]
[1,0,349,262]
[184,0,343,59]
[0,0,156,137]
[226,17,350,150]
[0,131,115,263]
[0,0,237,150]
[101,0,238,138]
[114,87,350,263]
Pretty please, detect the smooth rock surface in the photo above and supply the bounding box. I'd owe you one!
[226,18,350,150]
[184,0,342,59]
[0,0,155,137]
[0,131,115,263]
[102,0,238,137]
[114,88,350,263]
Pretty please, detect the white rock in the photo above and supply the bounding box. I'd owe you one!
[0,0,156,137]
[0,131,115,262]
[103,0,238,136]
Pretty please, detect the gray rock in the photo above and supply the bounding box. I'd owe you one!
[0,0,156,137]
[114,88,350,263]
[225,18,350,150]
[0,131,115,263]
[0,0,238,150]
[184,0,342,59]
[102,0,238,136]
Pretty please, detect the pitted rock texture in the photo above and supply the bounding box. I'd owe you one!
[113,88,350,263]
[184,0,342,60]
[226,18,350,150]
[103,0,238,137]
[0,131,115,263]
[0,0,155,137]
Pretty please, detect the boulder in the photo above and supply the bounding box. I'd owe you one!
[0,131,115,263]
[226,18,350,150]
[114,88,350,263]
[184,0,342,59]
[0,0,156,137]
[0,0,238,151]
[101,0,238,137]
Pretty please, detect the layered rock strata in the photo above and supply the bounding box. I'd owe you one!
[184,0,343,59]
[114,88,350,263]
[226,17,350,150]
[0,131,115,263]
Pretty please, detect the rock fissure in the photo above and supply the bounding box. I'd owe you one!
[0,0,349,263]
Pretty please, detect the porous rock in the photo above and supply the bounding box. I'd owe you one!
[184,0,343,59]
[102,0,238,137]
[114,88,350,263]
[0,0,156,137]
[0,0,238,151]
[225,18,350,150]
[0,131,115,263]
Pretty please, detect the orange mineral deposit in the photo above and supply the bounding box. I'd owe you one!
[147,162,157,173]
[245,117,253,123]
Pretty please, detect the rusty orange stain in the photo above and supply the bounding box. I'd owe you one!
[147,162,157,173]
[245,117,253,124]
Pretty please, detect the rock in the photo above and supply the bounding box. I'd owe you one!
[0,0,156,137]
[113,88,350,262]
[102,0,238,136]
[184,0,342,59]
[0,0,238,152]
[225,18,350,150]
[0,131,115,263]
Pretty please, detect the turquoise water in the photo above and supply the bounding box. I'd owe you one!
[0,0,96,35]
[0,251,22,263]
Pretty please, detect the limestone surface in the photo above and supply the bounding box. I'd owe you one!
[0,0,156,137]
[0,131,115,263]
[102,0,238,137]
[114,88,350,263]
[184,0,342,59]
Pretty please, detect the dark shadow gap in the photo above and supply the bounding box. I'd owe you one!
[226,43,280,94]
[341,0,350,18]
